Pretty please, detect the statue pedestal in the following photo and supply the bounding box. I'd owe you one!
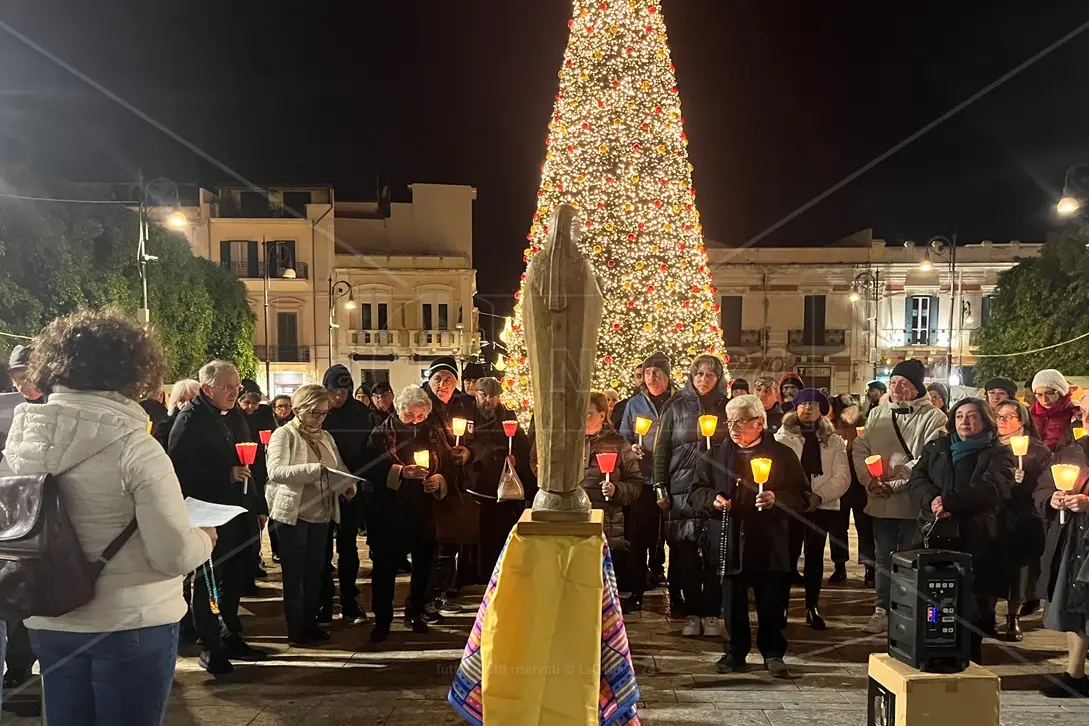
[522,508,601,533]
[448,509,640,726]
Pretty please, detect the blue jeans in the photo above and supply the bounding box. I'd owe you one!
[29,622,179,726]
[873,517,919,611]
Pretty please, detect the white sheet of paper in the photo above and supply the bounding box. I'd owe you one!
[327,468,364,482]
[327,468,363,495]
[185,498,249,528]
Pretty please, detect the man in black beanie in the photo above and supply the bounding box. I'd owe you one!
[319,364,376,624]
[730,378,749,398]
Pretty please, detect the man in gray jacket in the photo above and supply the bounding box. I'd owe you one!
[853,359,946,634]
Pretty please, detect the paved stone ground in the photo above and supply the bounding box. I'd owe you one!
[4,532,1087,725]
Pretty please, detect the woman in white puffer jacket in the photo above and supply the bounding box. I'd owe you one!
[0,310,214,726]
[774,388,850,631]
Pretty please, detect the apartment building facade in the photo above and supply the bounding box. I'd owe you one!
[169,182,479,396]
[707,230,1042,394]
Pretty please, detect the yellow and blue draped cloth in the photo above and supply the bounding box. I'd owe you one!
[448,530,640,725]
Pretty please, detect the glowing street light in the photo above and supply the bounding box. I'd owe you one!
[1057,196,1081,216]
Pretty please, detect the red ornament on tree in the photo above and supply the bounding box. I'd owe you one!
[626,300,635,309]
[675,323,684,330]
[604,355,613,364]
[613,322,622,331]
[607,259,617,268]
[627,233,636,242]
[648,5,657,13]
[646,285,655,293]
[597,201,606,209]
[659,263,668,272]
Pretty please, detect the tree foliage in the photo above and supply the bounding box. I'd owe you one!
[974,231,1089,382]
[0,192,256,382]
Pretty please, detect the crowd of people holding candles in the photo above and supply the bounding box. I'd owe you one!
[4,310,1089,722]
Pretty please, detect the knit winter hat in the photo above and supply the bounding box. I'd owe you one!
[425,356,460,381]
[926,382,949,407]
[730,378,749,393]
[793,388,830,416]
[1031,369,1070,396]
[642,351,671,377]
[866,379,887,393]
[890,359,926,399]
[983,377,1018,399]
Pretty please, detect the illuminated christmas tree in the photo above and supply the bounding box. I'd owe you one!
[501,0,728,419]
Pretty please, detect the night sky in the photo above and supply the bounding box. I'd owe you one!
[1,1,1088,315]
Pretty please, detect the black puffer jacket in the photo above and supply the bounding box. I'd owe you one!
[651,381,728,544]
[909,436,1014,594]
[582,428,642,551]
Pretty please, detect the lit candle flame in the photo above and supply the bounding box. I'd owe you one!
[1075,428,1087,441]
[452,418,467,437]
[634,417,653,436]
[413,450,430,469]
[1009,435,1029,457]
[750,457,772,485]
[698,415,718,438]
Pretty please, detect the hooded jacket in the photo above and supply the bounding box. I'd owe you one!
[778,373,805,412]
[0,388,212,633]
[322,365,378,475]
[853,395,947,519]
[651,379,728,543]
[775,413,851,512]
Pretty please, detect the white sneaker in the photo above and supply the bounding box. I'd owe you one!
[701,617,723,637]
[863,607,888,635]
[682,615,701,637]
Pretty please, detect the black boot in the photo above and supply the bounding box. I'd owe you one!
[827,563,847,586]
[1004,614,1023,642]
[805,607,827,631]
[621,595,642,615]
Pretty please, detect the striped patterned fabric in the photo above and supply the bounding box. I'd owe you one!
[448,536,641,725]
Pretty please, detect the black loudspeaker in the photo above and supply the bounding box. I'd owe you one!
[888,549,973,673]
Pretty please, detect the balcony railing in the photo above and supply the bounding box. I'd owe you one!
[254,345,311,362]
[352,330,400,347]
[727,329,766,352]
[413,330,461,349]
[787,328,847,354]
[221,260,310,280]
[879,328,980,349]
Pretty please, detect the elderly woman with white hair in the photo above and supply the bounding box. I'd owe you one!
[151,378,200,448]
[266,384,355,645]
[690,394,807,679]
[361,384,452,643]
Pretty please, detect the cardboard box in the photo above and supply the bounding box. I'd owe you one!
[867,653,999,726]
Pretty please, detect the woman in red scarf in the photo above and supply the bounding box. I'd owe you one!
[1030,369,1078,452]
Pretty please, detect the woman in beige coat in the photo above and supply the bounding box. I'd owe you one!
[266,384,356,645]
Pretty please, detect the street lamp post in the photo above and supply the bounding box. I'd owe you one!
[922,235,958,385]
[849,270,881,384]
[1057,164,1089,238]
[263,240,297,396]
[328,278,356,366]
[137,178,187,327]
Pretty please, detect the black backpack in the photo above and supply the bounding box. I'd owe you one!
[0,473,137,620]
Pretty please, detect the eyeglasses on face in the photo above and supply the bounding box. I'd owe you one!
[306,409,330,418]
[995,413,1021,423]
[213,383,244,395]
[726,416,759,429]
